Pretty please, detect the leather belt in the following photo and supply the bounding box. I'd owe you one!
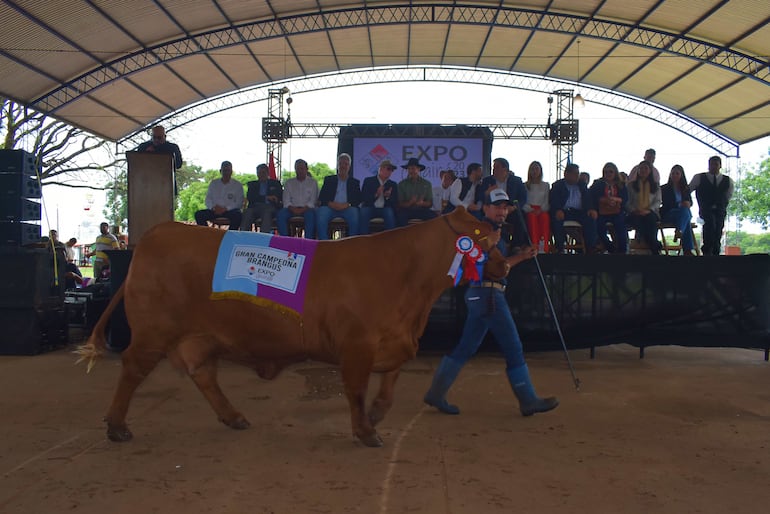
[472,281,506,291]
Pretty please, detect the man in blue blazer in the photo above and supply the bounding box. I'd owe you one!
[549,163,598,253]
[359,159,398,234]
[316,153,362,239]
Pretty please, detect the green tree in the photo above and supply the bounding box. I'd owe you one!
[174,170,257,221]
[308,162,335,188]
[728,152,770,230]
[103,167,128,232]
[724,231,770,255]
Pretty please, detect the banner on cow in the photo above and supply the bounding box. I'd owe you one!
[211,231,318,316]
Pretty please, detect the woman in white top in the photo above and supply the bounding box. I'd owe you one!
[523,161,550,252]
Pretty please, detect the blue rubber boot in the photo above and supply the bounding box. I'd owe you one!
[424,356,463,415]
[507,365,559,416]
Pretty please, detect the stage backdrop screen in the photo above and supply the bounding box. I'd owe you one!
[337,125,493,187]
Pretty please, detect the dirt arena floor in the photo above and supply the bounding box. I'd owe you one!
[1,342,769,514]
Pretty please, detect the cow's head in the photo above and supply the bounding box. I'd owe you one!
[444,207,509,281]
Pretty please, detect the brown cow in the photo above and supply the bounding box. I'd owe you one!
[77,207,508,447]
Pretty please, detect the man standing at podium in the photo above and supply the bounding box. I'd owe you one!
[136,125,183,194]
[194,161,244,231]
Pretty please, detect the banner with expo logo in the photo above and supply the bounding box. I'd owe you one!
[352,137,484,185]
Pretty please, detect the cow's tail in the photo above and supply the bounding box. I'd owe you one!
[74,282,126,373]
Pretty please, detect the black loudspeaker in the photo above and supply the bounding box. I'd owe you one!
[0,149,38,175]
[0,172,42,199]
[0,247,64,309]
[0,307,68,355]
[0,221,42,246]
[0,197,41,221]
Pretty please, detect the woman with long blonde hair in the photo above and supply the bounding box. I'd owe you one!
[523,160,550,252]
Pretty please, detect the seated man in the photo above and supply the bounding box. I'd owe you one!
[277,158,319,238]
[240,163,283,232]
[396,157,437,226]
[476,157,528,245]
[316,153,361,240]
[549,163,598,253]
[432,169,456,214]
[445,162,483,218]
[65,261,84,289]
[359,159,398,234]
[194,160,244,231]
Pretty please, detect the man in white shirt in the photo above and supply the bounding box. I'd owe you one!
[628,148,661,184]
[194,160,244,230]
[276,158,319,238]
[432,169,456,213]
[446,162,483,217]
[689,155,735,255]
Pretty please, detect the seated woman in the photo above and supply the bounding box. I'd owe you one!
[523,160,551,253]
[626,161,662,255]
[589,162,628,254]
[660,164,696,256]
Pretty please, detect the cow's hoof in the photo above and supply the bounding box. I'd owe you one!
[107,425,133,442]
[224,416,251,430]
[358,432,383,448]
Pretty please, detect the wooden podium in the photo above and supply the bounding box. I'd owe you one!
[126,152,175,247]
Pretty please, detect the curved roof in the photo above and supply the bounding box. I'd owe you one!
[1,0,768,147]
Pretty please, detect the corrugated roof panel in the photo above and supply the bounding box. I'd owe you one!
[371,26,411,67]
[328,27,372,69]
[288,32,338,75]
[516,32,569,77]
[476,26,524,70]
[125,65,203,112]
[209,46,271,89]
[619,55,699,99]
[248,38,305,80]
[54,95,142,140]
[166,54,237,97]
[651,65,737,110]
[444,24,487,67]
[587,46,658,90]
[716,104,770,144]
[408,24,446,66]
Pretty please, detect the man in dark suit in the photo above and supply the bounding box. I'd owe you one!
[359,159,398,234]
[316,153,362,239]
[240,163,283,232]
[549,163,598,253]
[475,157,528,245]
[135,125,183,194]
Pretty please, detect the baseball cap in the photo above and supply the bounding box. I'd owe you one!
[485,188,512,205]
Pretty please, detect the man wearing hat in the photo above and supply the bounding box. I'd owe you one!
[424,187,559,418]
[396,157,437,226]
[359,159,399,234]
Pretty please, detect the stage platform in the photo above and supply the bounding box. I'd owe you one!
[422,253,770,358]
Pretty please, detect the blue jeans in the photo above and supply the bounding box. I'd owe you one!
[448,287,525,369]
[661,207,694,251]
[276,208,316,238]
[596,213,627,253]
[316,206,360,240]
[359,206,396,234]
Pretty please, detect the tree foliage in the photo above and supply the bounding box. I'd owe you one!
[728,151,770,230]
[724,231,770,255]
[1,97,122,188]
